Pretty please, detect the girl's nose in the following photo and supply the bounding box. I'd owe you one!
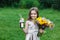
[32,14,35,16]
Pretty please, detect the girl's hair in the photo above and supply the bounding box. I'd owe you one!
[28,7,39,20]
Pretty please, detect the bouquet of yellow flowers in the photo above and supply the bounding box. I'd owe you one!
[36,17,54,30]
[36,17,54,36]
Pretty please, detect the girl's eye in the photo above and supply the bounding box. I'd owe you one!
[31,13,37,15]
[31,13,33,15]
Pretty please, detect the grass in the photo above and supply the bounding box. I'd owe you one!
[0,8,60,40]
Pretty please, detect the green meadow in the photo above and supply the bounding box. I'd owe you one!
[0,8,60,40]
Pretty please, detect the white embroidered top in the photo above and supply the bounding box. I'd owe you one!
[26,20,39,33]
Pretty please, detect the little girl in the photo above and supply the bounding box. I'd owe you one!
[23,7,40,40]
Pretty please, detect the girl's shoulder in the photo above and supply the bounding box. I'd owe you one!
[26,20,31,23]
[25,20,33,24]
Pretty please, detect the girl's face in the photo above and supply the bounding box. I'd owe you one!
[31,10,37,20]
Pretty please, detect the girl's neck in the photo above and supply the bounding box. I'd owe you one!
[32,19,36,24]
[32,19,35,21]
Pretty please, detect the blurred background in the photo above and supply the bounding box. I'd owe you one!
[0,0,60,9]
[0,0,60,40]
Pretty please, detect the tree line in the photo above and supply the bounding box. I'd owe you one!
[0,0,60,9]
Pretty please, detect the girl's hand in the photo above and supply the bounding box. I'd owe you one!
[23,21,29,34]
[39,29,44,34]
[39,29,46,34]
[23,28,28,34]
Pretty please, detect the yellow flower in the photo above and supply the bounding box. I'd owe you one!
[36,17,54,31]
[36,17,54,28]
[36,17,47,25]
[47,20,54,28]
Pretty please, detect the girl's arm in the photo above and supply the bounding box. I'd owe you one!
[23,21,29,34]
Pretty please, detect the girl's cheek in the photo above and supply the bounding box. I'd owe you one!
[35,15,37,18]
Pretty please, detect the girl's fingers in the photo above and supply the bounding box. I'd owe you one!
[39,29,44,33]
